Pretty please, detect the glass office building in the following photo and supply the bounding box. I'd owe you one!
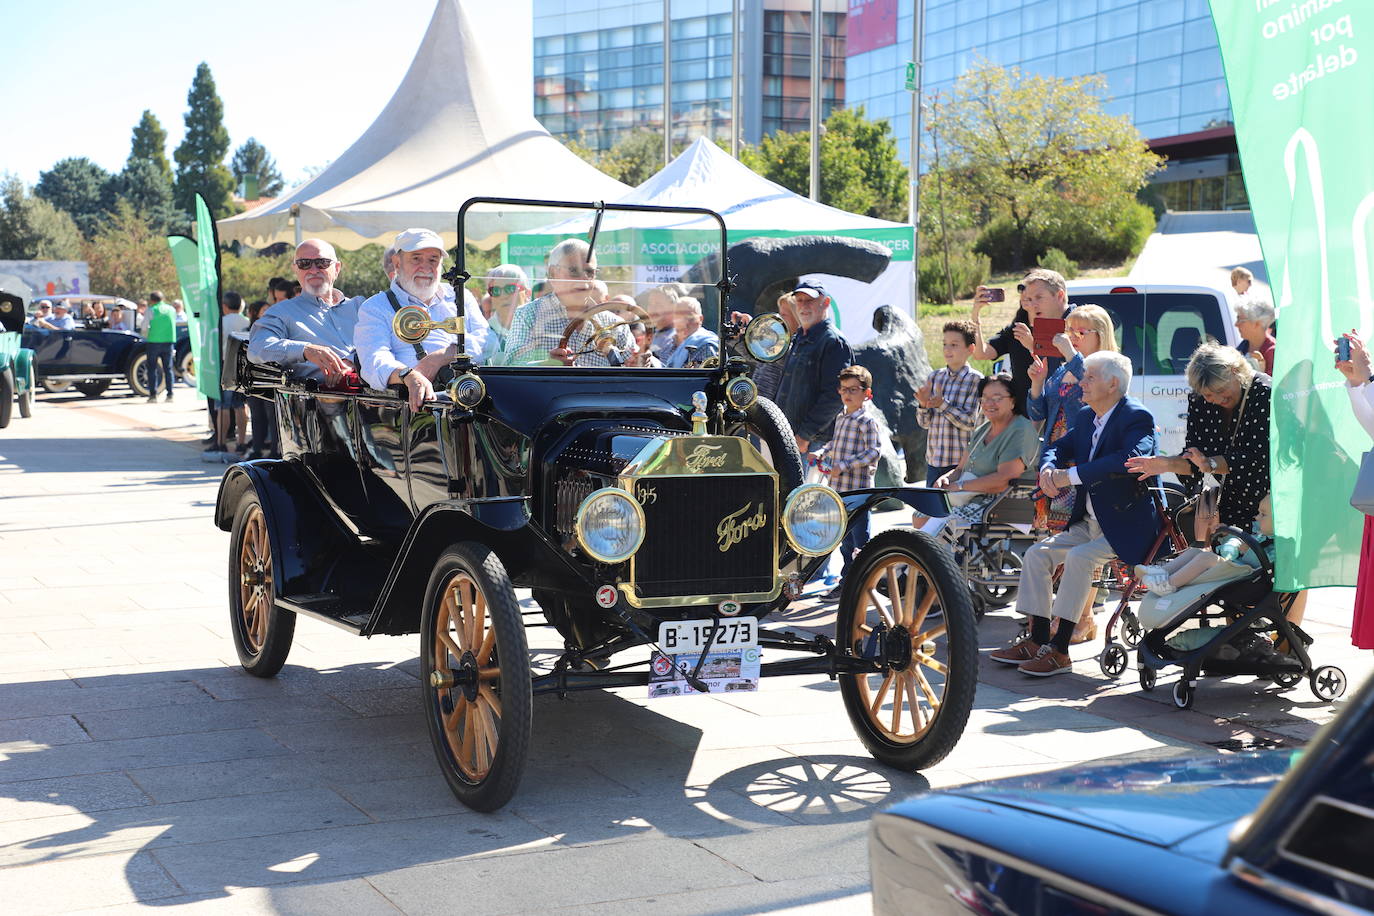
[846,0,1243,208]
[533,0,846,153]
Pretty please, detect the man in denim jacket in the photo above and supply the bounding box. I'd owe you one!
[774,282,854,451]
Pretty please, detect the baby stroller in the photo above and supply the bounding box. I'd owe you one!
[1133,525,1348,709]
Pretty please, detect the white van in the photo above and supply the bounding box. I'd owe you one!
[1064,281,1239,456]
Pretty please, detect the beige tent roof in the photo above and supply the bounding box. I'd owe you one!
[216,0,630,250]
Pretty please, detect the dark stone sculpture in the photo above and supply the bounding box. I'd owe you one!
[854,305,933,485]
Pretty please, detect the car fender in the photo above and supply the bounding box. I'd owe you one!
[215,460,359,598]
[363,497,586,637]
[14,348,34,391]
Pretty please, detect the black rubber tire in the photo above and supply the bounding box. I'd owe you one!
[17,362,33,418]
[1120,609,1143,649]
[421,543,532,812]
[1099,644,1128,679]
[177,348,196,387]
[41,378,71,394]
[1270,671,1302,689]
[127,352,151,397]
[1139,664,1157,692]
[732,396,805,498]
[0,368,13,429]
[228,491,295,677]
[837,529,978,771]
[75,379,112,398]
[1172,681,1194,709]
[974,547,1021,609]
[1310,665,1347,701]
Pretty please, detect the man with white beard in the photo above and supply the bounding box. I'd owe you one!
[355,228,461,410]
[248,238,361,385]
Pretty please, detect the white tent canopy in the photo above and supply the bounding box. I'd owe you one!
[216,0,629,251]
[510,138,915,344]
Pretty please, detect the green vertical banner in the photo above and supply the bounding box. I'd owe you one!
[194,195,222,401]
[1211,0,1372,590]
[166,235,205,401]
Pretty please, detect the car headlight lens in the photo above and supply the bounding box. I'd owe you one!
[744,313,790,363]
[575,487,645,563]
[782,484,846,556]
[448,372,486,408]
[724,375,758,410]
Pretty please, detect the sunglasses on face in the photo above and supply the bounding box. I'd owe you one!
[295,258,335,270]
[488,284,521,296]
[1066,327,1095,337]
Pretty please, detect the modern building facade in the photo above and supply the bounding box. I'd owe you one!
[533,0,845,153]
[848,0,1242,208]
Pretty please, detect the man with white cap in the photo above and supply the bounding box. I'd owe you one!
[355,228,463,410]
[44,302,77,331]
[248,239,362,385]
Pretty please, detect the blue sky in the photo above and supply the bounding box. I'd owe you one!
[1,0,462,187]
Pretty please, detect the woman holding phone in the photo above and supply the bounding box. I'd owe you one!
[1335,331,1374,652]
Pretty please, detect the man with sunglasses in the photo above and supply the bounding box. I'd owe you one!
[248,239,361,386]
[492,238,632,367]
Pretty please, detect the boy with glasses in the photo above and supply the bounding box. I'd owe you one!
[808,365,883,595]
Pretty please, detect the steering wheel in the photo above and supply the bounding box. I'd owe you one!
[557,304,650,357]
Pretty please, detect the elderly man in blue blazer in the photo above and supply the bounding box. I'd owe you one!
[992,350,1159,677]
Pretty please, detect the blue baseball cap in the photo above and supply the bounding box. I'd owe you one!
[792,281,827,299]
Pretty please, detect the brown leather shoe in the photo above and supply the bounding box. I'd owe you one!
[990,636,1041,665]
[1019,645,1073,677]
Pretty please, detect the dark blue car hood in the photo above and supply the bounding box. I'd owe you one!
[913,751,1295,848]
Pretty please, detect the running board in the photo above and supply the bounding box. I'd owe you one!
[276,594,370,634]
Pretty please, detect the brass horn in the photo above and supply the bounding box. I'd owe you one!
[392,304,465,344]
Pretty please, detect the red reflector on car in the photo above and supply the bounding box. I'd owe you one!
[1109,286,1138,294]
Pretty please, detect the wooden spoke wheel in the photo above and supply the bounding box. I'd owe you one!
[421,543,531,812]
[228,492,294,676]
[837,529,977,770]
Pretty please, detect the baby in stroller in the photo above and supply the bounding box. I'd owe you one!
[1130,494,1347,708]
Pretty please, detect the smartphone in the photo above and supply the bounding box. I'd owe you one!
[985,287,1005,302]
[1338,336,1352,361]
[1032,317,1065,357]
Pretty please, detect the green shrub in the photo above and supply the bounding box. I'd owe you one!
[974,199,1157,270]
[918,249,990,304]
[1038,247,1078,279]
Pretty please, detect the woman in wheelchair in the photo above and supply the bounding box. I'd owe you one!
[920,373,1041,538]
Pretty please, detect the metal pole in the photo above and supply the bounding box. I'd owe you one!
[809,0,822,201]
[663,0,672,166]
[291,203,302,247]
[910,0,926,307]
[731,0,741,158]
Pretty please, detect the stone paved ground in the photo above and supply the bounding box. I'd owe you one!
[0,388,1367,915]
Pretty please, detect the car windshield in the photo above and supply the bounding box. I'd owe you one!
[458,200,726,370]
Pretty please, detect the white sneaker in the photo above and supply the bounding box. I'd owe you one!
[1144,570,1176,595]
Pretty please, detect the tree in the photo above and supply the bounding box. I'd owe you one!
[128,109,174,188]
[34,157,111,238]
[82,199,179,299]
[566,130,670,187]
[925,62,1163,270]
[231,138,285,198]
[173,62,236,219]
[108,158,179,235]
[0,175,83,260]
[740,106,909,221]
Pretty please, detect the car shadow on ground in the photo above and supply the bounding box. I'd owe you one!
[1,658,913,910]
[0,435,223,477]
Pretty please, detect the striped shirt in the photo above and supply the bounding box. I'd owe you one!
[815,401,882,492]
[916,364,983,467]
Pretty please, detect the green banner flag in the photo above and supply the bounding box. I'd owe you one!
[194,195,222,401]
[166,235,205,401]
[1211,0,1371,590]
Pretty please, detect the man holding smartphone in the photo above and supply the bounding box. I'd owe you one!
[969,267,1075,414]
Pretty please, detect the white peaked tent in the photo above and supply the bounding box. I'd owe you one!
[216,0,630,250]
[509,137,916,344]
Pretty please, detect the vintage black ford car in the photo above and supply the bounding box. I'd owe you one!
[213,199,977,811]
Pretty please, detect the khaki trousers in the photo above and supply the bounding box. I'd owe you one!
[1016,518,1117,623]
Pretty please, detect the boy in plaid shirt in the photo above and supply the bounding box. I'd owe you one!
[809,365,883,594]
[916,320,983,485]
